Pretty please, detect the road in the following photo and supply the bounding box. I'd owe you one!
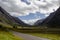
[12,31,50,40]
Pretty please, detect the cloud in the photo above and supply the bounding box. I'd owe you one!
[22,18,41,25]
[0,0,59,24]
[0,0,59,17]
[0,0,38,16]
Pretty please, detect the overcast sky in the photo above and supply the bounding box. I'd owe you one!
[0,0,60,25]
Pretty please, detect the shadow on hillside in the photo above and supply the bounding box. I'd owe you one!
[0,25,9,32]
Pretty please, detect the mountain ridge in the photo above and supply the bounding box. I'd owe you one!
[0,7,31,27]
[34,7,60,28]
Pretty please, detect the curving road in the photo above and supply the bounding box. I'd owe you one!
[12,31,50,40]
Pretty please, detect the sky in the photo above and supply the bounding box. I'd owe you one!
[0,0,60,25]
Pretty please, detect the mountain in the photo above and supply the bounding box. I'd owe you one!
[0,7,31,27]
[34,19,45,26]
[35,7,60,28]
[12,16,31,27]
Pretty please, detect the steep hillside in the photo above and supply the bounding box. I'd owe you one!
[34,19,45,26]
[0,7,31,27]
[0,7,17,26]
[35,7,60,28]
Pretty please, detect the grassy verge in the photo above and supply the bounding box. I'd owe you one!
[25,33,60,40]
[0,22,24,40]
[0,30,24,40]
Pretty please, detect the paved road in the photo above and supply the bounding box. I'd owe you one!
[12,31,50,40]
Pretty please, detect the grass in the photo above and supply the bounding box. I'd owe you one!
[11,27,60,40]
[0,22,24,40]
[0,22,60,40]
[0,22,12,28]
[0,30,24,40]
[25,33,60,40]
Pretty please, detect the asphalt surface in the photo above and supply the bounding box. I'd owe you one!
[12,31,50,40]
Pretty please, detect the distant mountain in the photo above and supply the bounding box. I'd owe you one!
[34,19,45,26]
[35,7,60,28]
[0,7,31,27]
[12,16,31,27]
